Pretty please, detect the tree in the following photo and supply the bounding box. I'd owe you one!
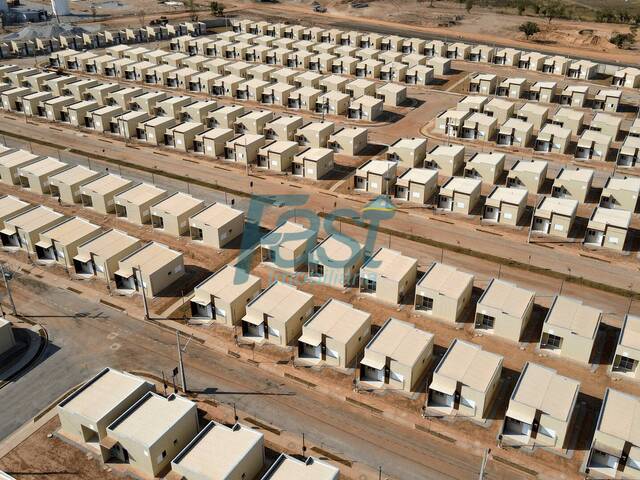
[210,1,225,16]
[609,31,636,49]
[538,0,566,23]
[137,9,146,27]
[519,21,540,39]
[465,0,473,13]
[517,0,527,16]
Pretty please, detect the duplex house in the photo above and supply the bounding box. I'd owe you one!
[188,202,244,248]
[386,137,427,168]
[150,192,205,237]
[260,221,317,273]
[354,160,397,195]
[394,168,438,205]
[36,217,102,268]
[425,144,465,176]
[506,160,548,194]
[73,229,142,280]
[534,124,571,154]
[1,206,65,254]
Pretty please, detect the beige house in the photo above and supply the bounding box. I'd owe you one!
[234,110,273,135]
[600,176,640,212]
[484,98,515,125]
[394,168,438,205]
[354,160,397,195]
[0,195,30,229]
[316,91,350,116]
[586,389,640,479]
[292,147,334,179]
[114,242,184,298]
[458,96,490,114]
[496,77,529,99]
[532,197,577,238]
[559,85,589,108]
[379,62,407,83]
[355,59,382,79]
[1,206,65,254]
[345,79,376,99]
[518,52,546,71]
[166,122,206,152]
[308,233,364,288]
[331,56,358,75]
[103,392,198,478]
[529,81,557,104]
[542,55,570,75]
[506,160,548,194]
[539,296,601,364]
[610,314,640,380]
[260,221,317,273]
[257,140,298,172]
[501,362,580,450]
[190,265,261,326]
[141,116,177,146]
[188,202,244,248]
[463,152,505,184]
[405,65,434,85]
[92,106,124,132]
[516,103,549,132]
[613,66,640,88]
[584,207,631,251]
[550,108,584,136]
[446,42,470,60]
[294,71,324,89]
[414,262,474,324]
[35,215,101,268]
[149,192,205,238]
[319,75,350,93]
[241,281,314,347]
[360,318,433,392]
[534,124,571,154]
[425,144,465,176]
[591,112,622,140]
[551,168,593,203]
[208,105,245,129]
[427,339,503,420]
[386,137,427,168]
[461,113,497,141]
[469,45,495,62]
[224,134,266,164]
[617,136,640,167]
[195,128,235,157]
[375,83,406,107]
[298,298,371,368]
[114,183,167,226]
[328,127,368,155]
[57,368,154,447]
[170,421,264,480]
[264,116,304,141]
[568,59,598,79]
[475,279,535,342]
[16,157,69,195]
[575,130,611,161]
[497,118,533,147]
[435,109,471,138]
[483,187,527,226]
[359,247,417,305]
[469,74,497,95]
[79,174,133,214]
[73,229,142,280]
[438,177,482,215]
[295,121,335,148]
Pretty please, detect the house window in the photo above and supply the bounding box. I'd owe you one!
[419,296,434,311]
[618,355,637,372]
[546,333,562,349]
[479,314,494,329]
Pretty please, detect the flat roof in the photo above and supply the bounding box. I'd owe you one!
[479,279,534,318]
[518,103,548,116]
[5,206,63,232]
[418,262,473,299]
[49,165,97,185]
[605,176,640,194]
[486,98,514,110]
[536,197,578,217]
[357,160,395,175]
[500,118,533,132]
[189,202,242,228]
[556,168,593,183]
[361,247,416,283]
[397,168,437,185]
[467,152,505,166]
[429,144,464,156]
[109,392,195,447]
[196,265,259,303]
[303,299,370,344]
[245,282,312,321]
[366,318,432,367]
[435,339,502,392]
[597,388,640,445]
[562,85,589,93]
[262,454,339,480]
[261,221,315,252]
[118,242,181,275]
[553,108,584,121]
[0,150,40,168]
[309,233,362,265]
[172,422,263,478]
[389,137,426,150]
[620,315,640,351]
[59,368,150,422]
[441,177,481,195]
[546,296,601,338]
[488,186,527,204]
[82,174,131,195]
[510,362,580,421]
[300,121,334,132]
[77,229,139,261]
[0,195,28,219]
[590,207,632,229]
[352,95,382,107]
[115,183,165,205]
[510,160,547,175]
[262,140,298,154]
[539,124,571,139]
[41,217,100,245]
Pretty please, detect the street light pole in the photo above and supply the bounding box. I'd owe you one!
[0,264,16,316]
[176,330,188,393]
[137,265,150,319]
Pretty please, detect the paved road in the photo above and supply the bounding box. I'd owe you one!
[0,270,529,480]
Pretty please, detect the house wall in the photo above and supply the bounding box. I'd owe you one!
[268,297,314,347]
[541,323,595,364]
[145,255,184,297]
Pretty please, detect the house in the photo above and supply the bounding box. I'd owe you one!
[0,318,14,357]
[330,55,358,75]
[559,85,589,108]
[57,368,154,447]
[346,79,376,98]
[154,96,192,120]
[234,110,273,135]
[359,247,417,305]
[319,75,350,93]
[102,392,198,478]
[617,136,640,167]
[354,160,397,195]
[180,100,218,124]
[585,389,640,478]
[496,77,529,99]
[446,42,470,60]
[208,105,245,129]
[260,221,316,273]
[425,144,465,176]
[247,64,276,82]
[464,152,505,184]
[116,111,151,139]
[360,318,433,392]
[141,116,177,146]
[590,112,622,140]
[575,130,611,161]
[379,62,407,82]
[394,168,438,205]
[584,207,631,251]
[518,52,546,71]
[328,127,368,155]
[114,242,184,297]
[298,298,371,368]
[469,45,495,63]
[461,113,497,141]
[17,157,69,195]
[506,160,548,194]
[427,339,503,420]
[458,95,489,114]
[0,195,30,229]
[376,83,406,108]
[567,59,598,79]
[0,150,42,186]
[401,52,427,68]
[497,119,533,147]
[22,91,54,117]
[262,454,339,480]
[188,202,244,248]
[295,121,335,148]
[493,48,521,66]
[167,122,206,152]
[43,96,76,121]
[386,138,427,168]
[435,109,471,138]
[308,53,336,73]
[264,116,303,142]
[288,86,322,111]
[600,176,640,212]
[594,89,623,113]
[256,140,298,171]
[241,281,314,346]
[224,134,266,164]
[535,124,571,154]
[424,40,447,58]
[469,74,497,95]
[484,98,515,124]
[129,91,167,114]
[260,83,295,107]
[542,55,570,75]
[114,183,167,225]
[1,206,65,254]
[501,362,580,449]
[532,197,577,238]
[483,187,527,226]
[613,66,640,88]
[292,147,334,179]
[549,108,584,136]
[149,192,205,237]
[73,229,142,280]
[610,314,640,380]
[475,279,535,342]
[308,234,364,287]
[552,168,593,203]
[36,217,102,267]
[414,262,474,324]
[438,177,481,215]
[348,95,384,121]
[316,91,350,116]
[539,296,602,363]
[171,422,264,480]
[529,81,557,103]
[516,103,548,132]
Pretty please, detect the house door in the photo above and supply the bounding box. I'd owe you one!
[533,217,550,233]
[438,196,453,210]
[585,229,604,246]
[484,206,499,221]
[292,163,303,176]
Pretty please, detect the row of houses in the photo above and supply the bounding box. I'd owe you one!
[55,367,339,479]
[0,21,205,59]
[229,18,640,88]
[469,74,627,113]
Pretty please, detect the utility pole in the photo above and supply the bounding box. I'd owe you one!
[137,265,150,319]
[176,330,188,393]
[479,448,490,479]
[1,264,16,316]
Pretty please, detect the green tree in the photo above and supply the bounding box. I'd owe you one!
[517,0,527,16]
[465,0,473,12]
[538,0,566,23]
[519,21,540,39]
[609,31,636,48]
[210,1,224,16]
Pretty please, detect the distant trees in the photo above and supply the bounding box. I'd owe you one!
[465,0,473,13]
[210,1,225,16]
[519,21,540,39]
[537,0,566,23]
[609,31,636,49]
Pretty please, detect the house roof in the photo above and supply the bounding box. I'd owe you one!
[115,183,165,206]
[118,242,181,276]
[76,229,139,261]
[365,318,433,367]
[478,279,534,318]
[556,168,594,183]
[510,160,547,175]
[620,315,640,350]
[536,197,578,217]
[0,195,28,220]
[467,152,505,166]
[309,233,362,265]
[589,207,631,229]
[21,158,68,183]
[302,299,370,344]
[604,176,640,194]
[261,221,315,252]
[397,168,437,186]
[357,160,394,175]
[417,262,473,299]
[0,150,41,168]
[5,206,63,232]
[441,177,481,195]
[435,339,502,392]
[189,202,242,228]
[195,265,259,303]
[245,281,312,321]
[488,186,527,205]
[538,124,571,139]
[361,247,417,282]
[545,296,601,339]
[597,388,640,446]
[41,217,100,246]
[262,454,339,480]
